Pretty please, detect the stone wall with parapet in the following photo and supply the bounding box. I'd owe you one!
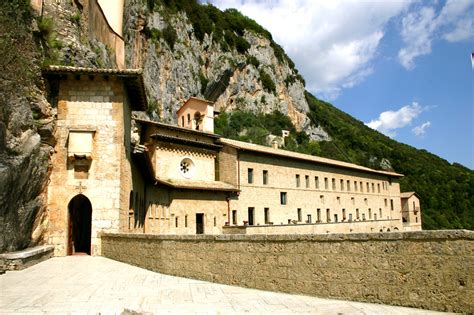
[101,230,473,313]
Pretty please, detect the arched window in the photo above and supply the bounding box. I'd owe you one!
[194,111,201,130]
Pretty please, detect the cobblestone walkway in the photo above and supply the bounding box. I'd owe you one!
[0,256,446,314]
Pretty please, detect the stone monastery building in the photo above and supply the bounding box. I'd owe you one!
[43,66,422,256]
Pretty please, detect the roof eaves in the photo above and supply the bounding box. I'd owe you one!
[42,65,147,111]
[155,177,240,192]
[135,118,222,138]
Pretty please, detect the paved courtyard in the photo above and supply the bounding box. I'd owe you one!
[0,256,447,314]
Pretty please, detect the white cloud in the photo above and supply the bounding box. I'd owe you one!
[366,102,425,137]
[208,0,412,99]
[398,7,437,70]
[398,0,474,69]
[443,18,474,42]
[412,121,431,136]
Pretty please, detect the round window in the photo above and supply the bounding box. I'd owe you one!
[179,158,195,178]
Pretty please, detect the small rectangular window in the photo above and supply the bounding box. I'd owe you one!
[297,208,302,222]
[175,216,179,227]
[320,195,325,204]
[390,199,394,211]
[324,178,329,190]
[317,209,321,222]
[326,209,331,222]
[315,176,319,189]
[307,214,312,223]
[368,208,372,219]
[360,181,363,192]
[342,208,346,220]
[384,198,388,207]
[334,214,338,223]
[351,197,355,205]
[377,183,381,193]
[332,178,336,190]
[248,168,254,184]
[337,196,341,204]
[354,181,358,191]
[264,208,270,224]
[305,175,310,188]
[379,208,382,218]
[296,174,300,187]
[364,198,368,205]
[248,207,255,226]
[185,215,188,227]
[372,183,375,193]
[232,210,237,225]
[349,213,353,221]
[347,180,350,191]
[214,216,217,226]
[280,192,287,205]
[263,170,268,185]
[340,179,344,191]
[362,213,366,220]
[356,208,359,219]
[366,182,370,192]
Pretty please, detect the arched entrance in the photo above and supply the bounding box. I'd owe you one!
[67,194,92,255]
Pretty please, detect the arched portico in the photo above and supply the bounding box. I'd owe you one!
[67,194,92,255]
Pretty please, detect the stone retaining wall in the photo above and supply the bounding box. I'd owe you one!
[101,230,473,313]
[0,245,54,272]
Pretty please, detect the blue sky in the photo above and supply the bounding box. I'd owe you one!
[209,0,474,169]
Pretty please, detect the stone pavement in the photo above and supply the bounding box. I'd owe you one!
[0,256,447,314]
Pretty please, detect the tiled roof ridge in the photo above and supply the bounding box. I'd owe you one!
[219,138,403,177]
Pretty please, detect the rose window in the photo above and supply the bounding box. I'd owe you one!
[180,161,190,174]
[179,158,195,178]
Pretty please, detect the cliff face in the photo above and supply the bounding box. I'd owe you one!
[0,0,115,253]
[123,0,329,140]
[0,2,53,252]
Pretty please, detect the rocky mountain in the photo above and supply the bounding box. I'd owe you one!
[123,0,329,141]
[0,0,472,253]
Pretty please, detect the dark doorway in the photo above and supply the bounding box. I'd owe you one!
[196,213,204,234]
[248,207,255,226]
[68,194,92,255]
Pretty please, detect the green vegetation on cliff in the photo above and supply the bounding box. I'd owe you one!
[147,0,296,70]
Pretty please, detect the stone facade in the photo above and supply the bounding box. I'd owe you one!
[44,66,145,256]
[128,98,418,236]
[401,192,422,231]
[227,150,403,232]
[101,230,474,313]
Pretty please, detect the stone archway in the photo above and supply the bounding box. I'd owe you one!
[68,194,92,255]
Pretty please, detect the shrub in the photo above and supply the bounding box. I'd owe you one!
[247,55,260,68]
[199,71,208,95]
[235,36,250,54]
[162,25,177,50]
[259,69,276,94]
